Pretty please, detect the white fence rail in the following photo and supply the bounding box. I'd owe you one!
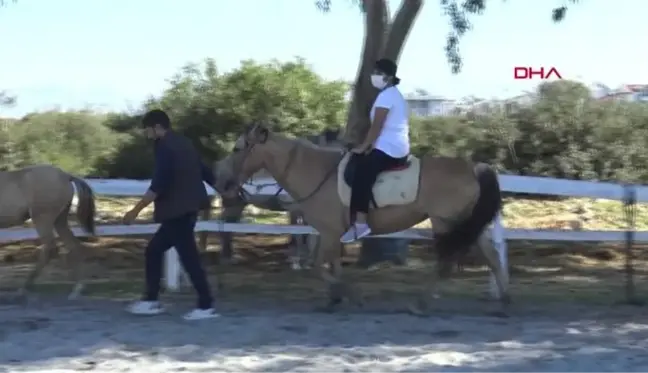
[0,176,646,297]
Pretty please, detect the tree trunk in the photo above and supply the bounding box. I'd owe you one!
[347,0,423,268]
[343,0,389,145]
[344,0,423,145]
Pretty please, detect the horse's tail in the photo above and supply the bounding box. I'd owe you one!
[434,163,502,276]
[69,176,96,236]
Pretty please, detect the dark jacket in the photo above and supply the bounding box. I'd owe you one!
[149,131,214,222]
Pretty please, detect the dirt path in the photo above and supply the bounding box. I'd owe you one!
[2,234,648,372]
[1,297,648,372]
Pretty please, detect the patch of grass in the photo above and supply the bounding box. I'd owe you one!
[92,196,646,230]
[2,195,647,307]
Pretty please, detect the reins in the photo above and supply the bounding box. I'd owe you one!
[229,138,345,211]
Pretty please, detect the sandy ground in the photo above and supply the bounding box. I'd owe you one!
[1,230,648,372]
[2,297,648,372]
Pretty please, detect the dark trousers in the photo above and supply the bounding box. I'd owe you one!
[144,212,213,309]
[350,148,403,220]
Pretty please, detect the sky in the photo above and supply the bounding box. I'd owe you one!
[0,0,646,117]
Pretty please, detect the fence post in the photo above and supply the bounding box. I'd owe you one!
[164,248,190,291]
[164,248,181,291]
[490,213,508,299]
[198,197,214,252]
[623,185,641,305]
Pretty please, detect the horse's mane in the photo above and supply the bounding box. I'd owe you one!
[273,132,344,154]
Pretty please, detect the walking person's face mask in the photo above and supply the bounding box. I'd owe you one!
[144,124,166,140]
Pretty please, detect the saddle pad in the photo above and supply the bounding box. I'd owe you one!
[337,152,421,208]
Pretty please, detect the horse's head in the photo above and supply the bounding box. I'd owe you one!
[215,122,272,198]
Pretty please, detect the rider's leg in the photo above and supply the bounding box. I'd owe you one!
[342,150,388,243]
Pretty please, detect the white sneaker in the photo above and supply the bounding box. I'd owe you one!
[126,300,165,316]
[182,308,220,321]
[340,223,372,243]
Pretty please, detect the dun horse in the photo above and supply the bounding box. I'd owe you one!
[0,165,96,299]
[215,124,509,314]
[217,128,342,269]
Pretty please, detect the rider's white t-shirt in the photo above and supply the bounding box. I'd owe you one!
[371,86,410,158]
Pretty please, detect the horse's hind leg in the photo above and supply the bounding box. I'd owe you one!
[475,232,510,310]
[20,215,58,296]
[288,211,305,270]
[54,213,87,300]
[409,218,446,316]
[409,263,442,316]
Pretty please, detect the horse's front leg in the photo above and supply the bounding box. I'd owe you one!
[219,198,245,264]
[311,234,361,311]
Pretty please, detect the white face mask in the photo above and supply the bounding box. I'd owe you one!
[371,74,387,90]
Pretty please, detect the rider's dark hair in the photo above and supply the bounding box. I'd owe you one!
[375,58,401,86]
[142,109,171,129]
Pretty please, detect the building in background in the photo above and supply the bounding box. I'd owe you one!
[405,91,456,117]
[598,84,648,102]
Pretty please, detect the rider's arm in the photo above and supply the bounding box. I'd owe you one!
[363,91,393,149]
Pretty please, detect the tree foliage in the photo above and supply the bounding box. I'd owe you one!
[316,0,579,74]
[315,0,580,147]
[0,60,645,189]
[76,58,347,178]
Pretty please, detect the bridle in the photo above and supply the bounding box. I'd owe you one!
[226,129,342,209]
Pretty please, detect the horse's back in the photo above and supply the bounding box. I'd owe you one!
[11,164,71,190]
[0,165,74,210]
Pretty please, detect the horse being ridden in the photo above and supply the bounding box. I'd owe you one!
[215,123,509,315]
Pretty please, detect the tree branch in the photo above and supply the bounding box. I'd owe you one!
[0,92,16,108]
[381,0,423,60]
[343,0,389,144]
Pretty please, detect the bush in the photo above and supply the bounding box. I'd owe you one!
[1,60,647,187]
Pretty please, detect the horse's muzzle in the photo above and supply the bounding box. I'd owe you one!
[217,179,240,199]
[223,180,237,192]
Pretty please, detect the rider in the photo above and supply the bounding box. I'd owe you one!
[340,58,410,243]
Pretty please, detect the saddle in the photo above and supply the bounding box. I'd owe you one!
[337,152,421,208]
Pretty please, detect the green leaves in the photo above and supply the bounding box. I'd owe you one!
[411,80,648,183]
[3,59,643,186]
[441,0,578,73]
[315,0,580,74]
[97,57,349,177]
[4,111,120,175]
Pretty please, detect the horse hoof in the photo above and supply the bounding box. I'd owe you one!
[11,289,30,305]
[314,303,339,314]
[329,296,343,306]
[407,305,428,317]
[407,301,431,317]
[67,284,84,300]
[487,310,509,318]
